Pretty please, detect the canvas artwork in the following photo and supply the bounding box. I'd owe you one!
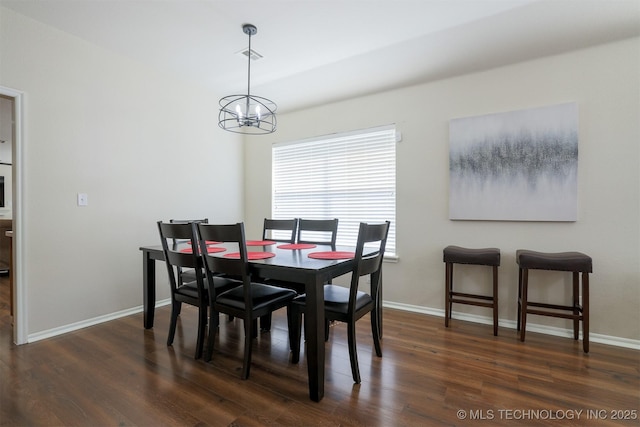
[449,102,578,221]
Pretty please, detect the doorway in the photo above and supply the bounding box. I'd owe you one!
[0,86,24,344]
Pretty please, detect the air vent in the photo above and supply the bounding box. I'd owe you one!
[237,48,263,61]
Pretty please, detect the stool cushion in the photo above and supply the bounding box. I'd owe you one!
[443,246,500,266]
[516,249,592,273]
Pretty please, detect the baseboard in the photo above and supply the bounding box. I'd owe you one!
[383,301,640,351]
[26,298,639,351]
[27,298,172,343]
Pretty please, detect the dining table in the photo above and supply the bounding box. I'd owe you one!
[139,240,369,402]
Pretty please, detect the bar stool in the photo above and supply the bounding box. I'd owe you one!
[516,249,592,353]
[443,246,501,335]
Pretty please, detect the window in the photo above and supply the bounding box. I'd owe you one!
[272,125,396,255]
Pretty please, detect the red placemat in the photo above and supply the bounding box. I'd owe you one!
[180,247,226,254]
[186,241,221,245]
[246,240,276,246]
[308,251,355,260]
[277,243,317,250]
[224,251,276,260]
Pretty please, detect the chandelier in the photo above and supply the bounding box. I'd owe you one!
[218,24,277,135]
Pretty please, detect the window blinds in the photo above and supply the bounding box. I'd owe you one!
[272,125,396,254]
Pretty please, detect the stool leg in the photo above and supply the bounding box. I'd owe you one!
[492,265,498,336]
[583,272,589,353]
[519,268,528,342]
[517,267,522,331]
[572,272,579,340]
[445,263,452,327]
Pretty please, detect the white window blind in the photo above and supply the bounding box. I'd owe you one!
[272,125,396,254]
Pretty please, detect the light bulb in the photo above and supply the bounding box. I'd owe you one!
[255,105,261,121]
[235,104,243,118]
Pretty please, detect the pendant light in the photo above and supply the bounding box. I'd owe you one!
[218,24,277,134]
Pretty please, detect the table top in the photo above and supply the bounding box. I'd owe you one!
[140,241,359,275]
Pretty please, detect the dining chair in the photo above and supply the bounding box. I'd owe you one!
[197,222,297,379]
[262,218,298,243]
[157,221,240,359]
[288,221,390,384]
[258,218,298,331]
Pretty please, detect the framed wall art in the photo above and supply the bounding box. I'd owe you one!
[449,102,578,221]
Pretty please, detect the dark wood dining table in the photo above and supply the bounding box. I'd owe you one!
[139,241,363,402]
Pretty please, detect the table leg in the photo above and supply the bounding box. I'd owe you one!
[305,275,325,402]
[142,250,156,329]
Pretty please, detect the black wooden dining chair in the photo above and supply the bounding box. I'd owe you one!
[258,218,299,331]
[288,221,390,384]
[157,221,239,359]
[262,218,298,243]
[197,222,297,379]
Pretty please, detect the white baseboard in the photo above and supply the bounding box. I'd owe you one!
[383,301,640,351]
[25,298,639,351]
[27,298,172,343]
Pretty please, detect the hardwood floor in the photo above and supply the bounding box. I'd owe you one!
[1,275,638,426]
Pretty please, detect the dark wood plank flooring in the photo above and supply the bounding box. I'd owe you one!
[1,276,638,426]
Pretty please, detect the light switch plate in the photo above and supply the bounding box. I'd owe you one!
[77,193,88,206]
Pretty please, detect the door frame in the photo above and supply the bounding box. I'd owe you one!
[0,85,26,344]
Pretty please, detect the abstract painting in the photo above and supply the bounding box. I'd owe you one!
[449,102,578,221]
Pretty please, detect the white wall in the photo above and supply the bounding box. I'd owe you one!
[245,37,640,342]
[0,8,244,336]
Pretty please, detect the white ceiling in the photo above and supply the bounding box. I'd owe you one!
[2,0,639,113]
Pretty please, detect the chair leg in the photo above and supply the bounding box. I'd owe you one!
[517,267,522,331]
[241,319,254,380]
[492,265,498,336]
[377,272,383,339]
[371,308,382,357]
[519,269,529,342]
[572,272,580,340]
[252,319,258,338]
[325,319,330,342]
[288,305,303,364]
[445,263,452,327]
[167,300,180,346]
[583,272,590,353]
[205,309,220,362]
[260,314,272,332]
[194,306,207,359]
[347,321,361,384]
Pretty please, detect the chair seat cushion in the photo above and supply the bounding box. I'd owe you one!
[175,280,201,299]
[180,268,199,283]
[443,245,500,266]
[216,283,296,311]
[293,285,373,315]
[176,276,241,299]
[516,249,592,273]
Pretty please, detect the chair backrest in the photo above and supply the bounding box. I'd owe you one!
[349,221,391,310]
[262,218,298,243]
[169,218,209,245]
[157,221,205,294]
[297,218,338,247]
[197,222,254,308]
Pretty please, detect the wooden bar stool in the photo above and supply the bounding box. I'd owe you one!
[516,249,592,353]
[443,246,501,335]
